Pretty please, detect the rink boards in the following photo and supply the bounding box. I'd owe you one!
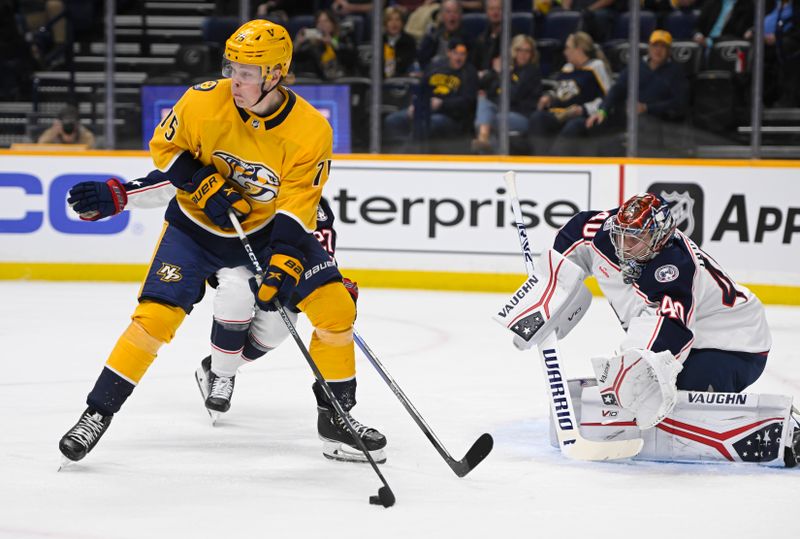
[0,151,798,304]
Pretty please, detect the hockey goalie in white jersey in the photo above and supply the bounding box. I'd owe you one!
[494,192,799,467]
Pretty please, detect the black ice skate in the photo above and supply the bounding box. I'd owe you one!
[195,356,235,425]
[58,407,113,466]
[313,381,387,464]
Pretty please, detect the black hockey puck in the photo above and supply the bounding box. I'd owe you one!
[369,486,395,507]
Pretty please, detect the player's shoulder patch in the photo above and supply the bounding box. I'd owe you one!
[192,80,219,92]
[654,264,680,283]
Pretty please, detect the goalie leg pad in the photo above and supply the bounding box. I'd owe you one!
[567,381,796,466]
[494,249,592,350]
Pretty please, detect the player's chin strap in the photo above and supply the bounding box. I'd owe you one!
[252,72,281,108]
[499,171,644,461]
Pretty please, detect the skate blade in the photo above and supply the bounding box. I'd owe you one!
[321,439,386,464]
[58,455,76,472]
[195,368,221,425]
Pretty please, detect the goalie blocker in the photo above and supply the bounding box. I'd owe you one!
[551,379,800,467]
[493,249,592,349]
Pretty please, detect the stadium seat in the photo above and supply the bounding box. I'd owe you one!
[663,9,698,40]
[708,40,751,73]
[604,41,648,73]
[511,12,534,36]
[670,41,702,78]
[287,15,315,39]
[175,43,222,79]
[541,11,582,44]
[612,11,657,42]
[692,70,736,133]
[461,13,488,37]
[342,15,364,45]
[383,76,420,111]
[536,38,565,77]
[201,17,238,49]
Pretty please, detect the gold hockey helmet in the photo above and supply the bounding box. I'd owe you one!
[224,20,292,79]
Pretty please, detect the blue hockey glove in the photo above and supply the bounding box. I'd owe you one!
[182,165,251,228]
[67,178,128,221]
[256,243,305,309]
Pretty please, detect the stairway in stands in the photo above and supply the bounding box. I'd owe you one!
[0,0,218,149]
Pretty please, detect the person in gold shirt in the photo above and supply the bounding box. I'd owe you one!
[59,20,386,466]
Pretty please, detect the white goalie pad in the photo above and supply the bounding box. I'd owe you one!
[493,249,592,350]
[549,379,795,466]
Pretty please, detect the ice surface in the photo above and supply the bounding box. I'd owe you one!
[1,282,797,538]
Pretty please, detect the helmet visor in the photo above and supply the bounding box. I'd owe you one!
[221,58,265,84]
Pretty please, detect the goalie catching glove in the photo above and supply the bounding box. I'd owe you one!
[68,178,128,221]
[182,165,250,228]
[256,243,305,308]
[591,347,683,429]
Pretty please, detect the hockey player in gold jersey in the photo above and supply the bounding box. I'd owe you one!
[59,20,387,465]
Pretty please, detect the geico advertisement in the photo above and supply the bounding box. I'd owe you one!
[0,155,159,263]
[630,164,800,285]
[326,160,619,273]
[0,155,618,272]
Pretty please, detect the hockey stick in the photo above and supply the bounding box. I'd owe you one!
[227,211,395,508]
[353,329,493,477]
[503,171,643,461]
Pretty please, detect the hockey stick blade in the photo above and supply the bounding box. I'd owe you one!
[449,432,494,477]
[354,330,494,477]
[563,437,644,461]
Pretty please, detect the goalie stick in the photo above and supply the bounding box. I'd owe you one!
[354,330,493,477]
[228,211,395,508]
[502,171,643,461]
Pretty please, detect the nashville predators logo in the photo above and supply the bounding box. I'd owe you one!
[192,80,218,91]
[156,263,183,282]
[213,151,280,202]
[555,79,580,102]
[428,73,461,96]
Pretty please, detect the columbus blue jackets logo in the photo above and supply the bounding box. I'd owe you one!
[213,151,279,202]
[317,205,328,223]
[654,264,679,283]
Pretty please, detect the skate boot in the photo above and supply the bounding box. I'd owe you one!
[313,380,387,464]
[59,407,113,462]
[195,356,235,418]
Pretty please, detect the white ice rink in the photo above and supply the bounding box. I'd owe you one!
[1,282,798,539]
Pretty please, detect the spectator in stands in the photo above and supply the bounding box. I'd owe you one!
[553,29,689,156]
[37,105,96,148]
[293,9,358,80]
[384,37,478,147]
[383,5,417,78]
[527,31,612,155]
[18,0,68,67]
[418,0,474,69]
[693,0,754,50]
[472,34,542,153]
[560,0,622,44]
[746,0,800,107]
[473,0,503,73]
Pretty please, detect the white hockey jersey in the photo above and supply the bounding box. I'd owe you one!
[553,210,771,360]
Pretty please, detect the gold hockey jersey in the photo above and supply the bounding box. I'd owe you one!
[150,79,333,237]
